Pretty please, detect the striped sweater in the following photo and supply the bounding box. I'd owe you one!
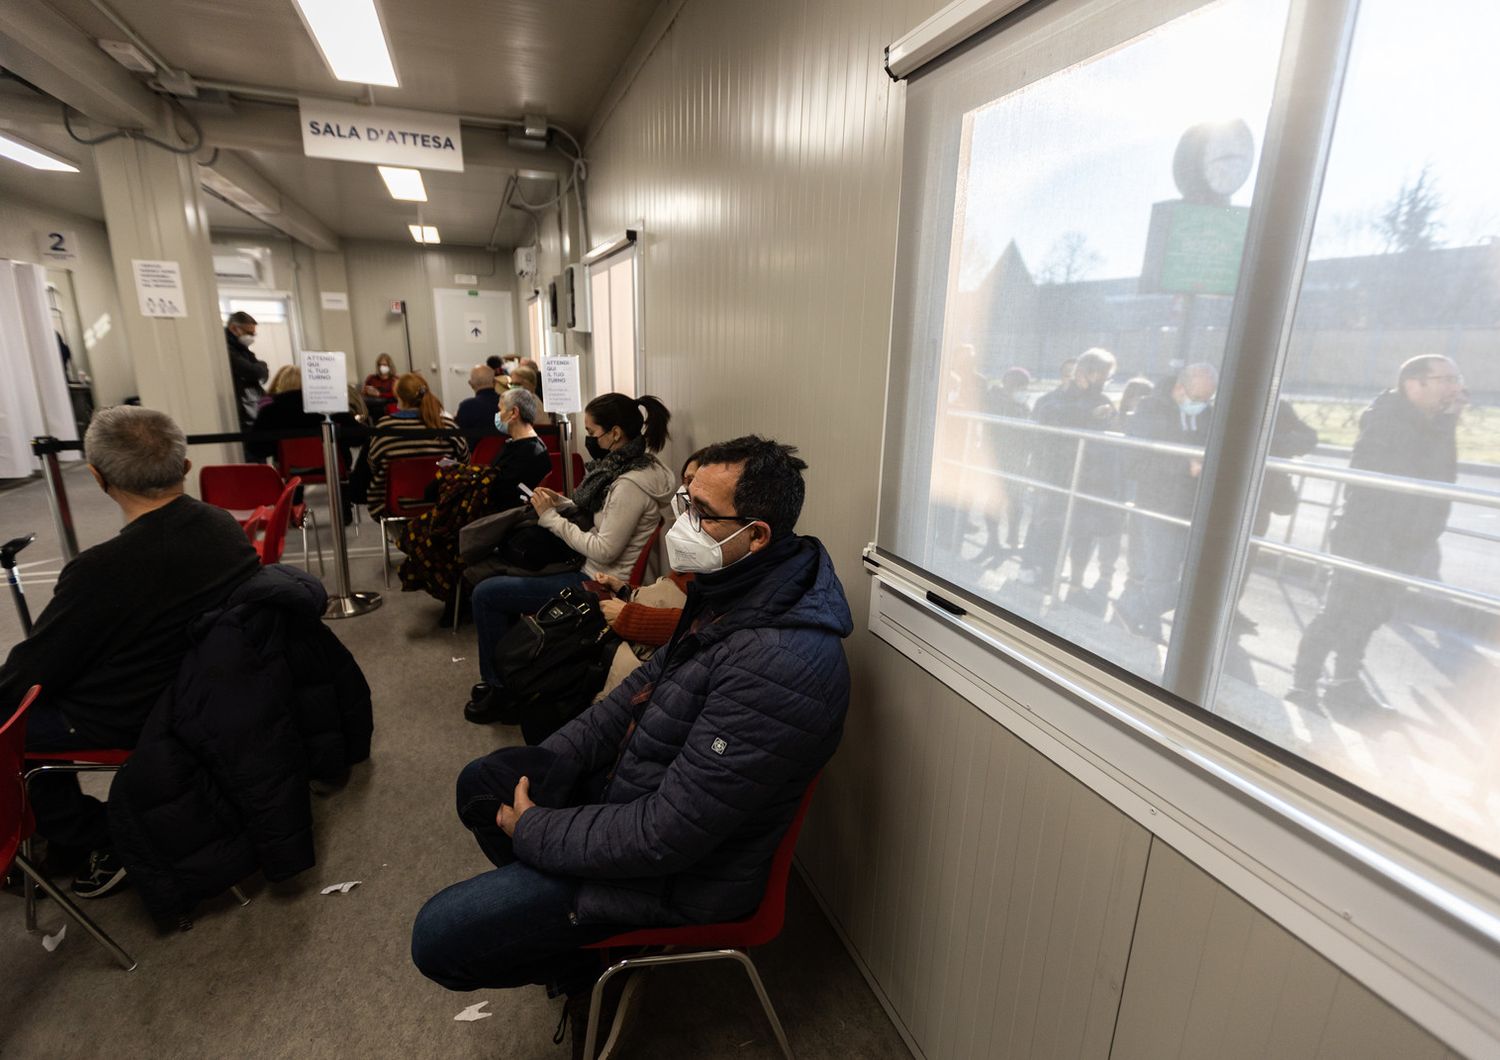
[365,413,468,517]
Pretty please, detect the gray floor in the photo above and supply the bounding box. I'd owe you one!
[0,464,909,1060]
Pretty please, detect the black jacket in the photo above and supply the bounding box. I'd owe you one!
[1331,388,1457,568]
[455,389,502,436]
[109,566,373,928]
[247,389,360,464]
[226,328,270,427]
[1125,389,1213,519]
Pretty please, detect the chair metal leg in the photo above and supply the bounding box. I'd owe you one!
[380,517,391,588]
[583,949,793,1060]
[21,835,38,930]
[308,509,325,575]
[14,854,136,971]
[301,521,310,569]
[450,581,464,634]
[726,949,795,1060]
[230,885,250,906]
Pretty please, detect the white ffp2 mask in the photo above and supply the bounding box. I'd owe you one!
[663,511,754,573]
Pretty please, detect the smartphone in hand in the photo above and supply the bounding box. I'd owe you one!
[518,482,535,501]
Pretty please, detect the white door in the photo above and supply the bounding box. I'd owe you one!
[433,288,515,415]
[220,294,298,380]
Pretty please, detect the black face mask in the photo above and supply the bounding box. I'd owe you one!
[585,434,609,461]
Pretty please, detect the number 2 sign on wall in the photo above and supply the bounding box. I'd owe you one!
[39,230,79,263]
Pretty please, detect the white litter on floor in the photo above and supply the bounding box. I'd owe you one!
[319,881,361,895]
[42,924,66,952]
[454,1001,492,1022]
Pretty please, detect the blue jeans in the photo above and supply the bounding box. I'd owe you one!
[411,750,618,994]
[471,571,588,684]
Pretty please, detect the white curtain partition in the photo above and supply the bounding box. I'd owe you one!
[0,259,79,477]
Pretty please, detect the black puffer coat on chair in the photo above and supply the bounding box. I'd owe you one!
[109,565,372,928]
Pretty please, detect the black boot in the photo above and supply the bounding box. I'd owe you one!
[465,686,518,725]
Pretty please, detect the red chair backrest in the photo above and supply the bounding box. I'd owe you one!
[384,457,440,518]
[541,453,566,494]
[471,435,505,467]
[276,436,333,484]
[0,686,41,876]
[201,463,284,511]
[570,453,586,486]
[628,520,664,589]
[535,424,562,453]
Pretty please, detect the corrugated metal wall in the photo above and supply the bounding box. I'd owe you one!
[581,0,1463,1056]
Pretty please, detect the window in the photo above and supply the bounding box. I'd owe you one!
[879,0,1500,864]
[587,244,639,397]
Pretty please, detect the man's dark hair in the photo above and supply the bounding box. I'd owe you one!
[486,355,504,372]
[1398,354,1452,385]
[696,436,808,539]
[227,310,257,327]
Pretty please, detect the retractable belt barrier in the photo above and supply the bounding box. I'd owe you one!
[27,423,523,622]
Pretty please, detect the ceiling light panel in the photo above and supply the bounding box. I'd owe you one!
[0,133,79,173]
[408,225,440,244]
[378,166,427,201]
[292,0,399,87]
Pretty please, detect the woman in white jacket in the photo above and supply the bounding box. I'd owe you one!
[465,392,675,723]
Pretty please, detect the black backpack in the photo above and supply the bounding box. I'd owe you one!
[493,586,621,745]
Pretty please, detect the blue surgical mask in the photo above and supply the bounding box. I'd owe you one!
[494,411,511,436]
[1178,398,1209,417]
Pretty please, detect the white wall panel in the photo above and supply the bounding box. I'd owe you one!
[580,0,1469,1056]
[343,241,518,388]
[0,193,132,405]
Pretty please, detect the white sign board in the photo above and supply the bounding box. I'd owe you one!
[299,98,464,172]
[301,351,349,414]
[320,291,349,311]
[39,229,79,262]
[453,273,477,285]
[464,315,486,343]
[131,259,187,318]
[542,356,583,415]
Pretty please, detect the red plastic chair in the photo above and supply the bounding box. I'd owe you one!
[471,435,505,467]
[379,457,440,587]
[201,464,323,574]
[242,476,301,565]
[579,775,821,1059]
[627,520,664,590]
[2,686,135,970]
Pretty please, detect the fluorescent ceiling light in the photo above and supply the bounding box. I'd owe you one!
[292,0,399,86]
[378,166,427,201]
[408,224,440,244]
[0,133,79,173]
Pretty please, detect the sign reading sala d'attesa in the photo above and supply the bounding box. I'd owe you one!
[299,98,464,173]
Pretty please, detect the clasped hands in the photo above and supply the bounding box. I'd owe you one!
[497,776,536,837]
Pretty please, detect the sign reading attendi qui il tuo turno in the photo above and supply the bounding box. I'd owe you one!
[298,98,464,173]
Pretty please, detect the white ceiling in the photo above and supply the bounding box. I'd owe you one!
[44,0,660,131]
[3,0,655,247]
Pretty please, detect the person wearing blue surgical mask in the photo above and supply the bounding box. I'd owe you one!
[1113,362,1219,643]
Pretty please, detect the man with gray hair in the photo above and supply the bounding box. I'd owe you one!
[455,363,501,437]
[0,406,258,898]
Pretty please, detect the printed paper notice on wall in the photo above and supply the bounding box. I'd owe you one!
[464,315,486,343]
[320,291,349,311]
[542,356,583,415]
[301,351,348,414]
[131,259,187,318]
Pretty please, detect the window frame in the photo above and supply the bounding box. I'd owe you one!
[875,0,1500,1052]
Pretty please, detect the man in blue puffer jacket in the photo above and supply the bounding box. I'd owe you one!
[411,437,852,1021]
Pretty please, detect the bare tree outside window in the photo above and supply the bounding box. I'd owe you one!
[1038,231,1105,284]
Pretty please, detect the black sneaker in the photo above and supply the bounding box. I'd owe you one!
[72,850,128,899]
[1284,685,1320,710]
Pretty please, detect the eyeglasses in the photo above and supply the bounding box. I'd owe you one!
[672,488,759,533]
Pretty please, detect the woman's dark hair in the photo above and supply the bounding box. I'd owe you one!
[585,393,671,452]
[680,447,708,479]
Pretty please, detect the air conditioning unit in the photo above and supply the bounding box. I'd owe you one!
[514,245,537,280]
[212,253,261,285]
[564,262,590,332]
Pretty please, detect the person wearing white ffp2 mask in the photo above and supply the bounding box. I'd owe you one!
[223,310,269,436]
[664,460,777,573]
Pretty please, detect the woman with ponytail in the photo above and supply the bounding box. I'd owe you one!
[365,372,468,518]
[464,392,676,722]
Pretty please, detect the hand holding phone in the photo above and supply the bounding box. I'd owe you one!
[518,482,535,500]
